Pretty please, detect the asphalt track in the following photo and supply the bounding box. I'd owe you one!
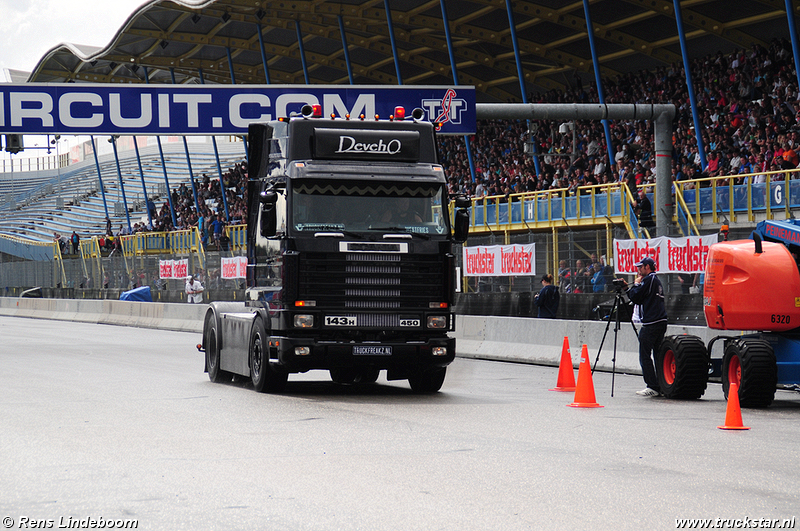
[1,315,799,531]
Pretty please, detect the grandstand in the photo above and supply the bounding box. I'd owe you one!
[0,139,246,244]
[1,0,799,317]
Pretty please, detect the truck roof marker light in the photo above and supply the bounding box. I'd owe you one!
[359,114,365,121]
[389,115,395,121]
[295,300,316,307]
[430,302,448,309]
[330,113,336,119]
[374,114,380,121]
[394,106,406,120]
[345,113,351,120]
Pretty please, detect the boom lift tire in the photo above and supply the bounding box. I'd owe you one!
[205,316,232,383]
[249,317,288,393]
[655,335,709,399]
[722,338,777,408]
[408,367,446,393]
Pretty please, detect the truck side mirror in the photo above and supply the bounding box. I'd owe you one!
[259,191,278,237]
[453,209,469,243]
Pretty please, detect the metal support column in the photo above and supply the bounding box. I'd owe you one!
[294,22,310,84]
[338,15,354,84]
[169,68,201,216]
[787,0,800,92]
[110,137,132,233]
[673,0,707,171]
[255,22,272,84]
[90,136,110,220]
[198,68,230,221]
[143,66,177,228]
[132,137,152,228]
[226,47,249,163]
[582,0,616,168]
[440,0,476,183]
[476,103,676,238]
[505,0,541,176]
[384,0,403,84]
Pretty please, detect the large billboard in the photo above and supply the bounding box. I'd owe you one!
[0,84,475,136]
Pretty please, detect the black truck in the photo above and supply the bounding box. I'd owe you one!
[200,105,469,393]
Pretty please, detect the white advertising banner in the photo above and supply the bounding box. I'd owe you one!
[158,259,189,279]
[221,256,248,279]
[613,235,718,274]
[463,244,536,277]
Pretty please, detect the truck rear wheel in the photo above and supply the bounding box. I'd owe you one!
[205,316,232,383]
[408,367,446,393]
[722,339,777,408]
[250,317,288,393]
[656,335,708,399]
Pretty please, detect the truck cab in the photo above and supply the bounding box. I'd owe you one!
[202,106,468,393]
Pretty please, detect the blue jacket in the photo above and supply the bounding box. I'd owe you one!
[626,272,667,325]
[534,284,560,318]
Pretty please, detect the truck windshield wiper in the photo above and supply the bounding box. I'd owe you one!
[368,225,431,240]
[313,230,362,239]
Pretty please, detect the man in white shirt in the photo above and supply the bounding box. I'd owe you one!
[185,275,205,304]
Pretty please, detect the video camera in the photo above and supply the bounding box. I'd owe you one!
[612,278,627,292]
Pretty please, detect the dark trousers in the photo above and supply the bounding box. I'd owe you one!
[638,321,667,391]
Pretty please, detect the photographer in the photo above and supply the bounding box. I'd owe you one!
[618,257,667,397]
[533,274,559,318]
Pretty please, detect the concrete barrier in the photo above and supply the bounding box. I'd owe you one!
[0,297,209,333]
[0,297,722,376]
[456,314,721,375]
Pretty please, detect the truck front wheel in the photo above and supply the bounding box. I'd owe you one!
[408,367,446,393]
[205,316,232,383]
[249,317,288,393]
[656,335,708,399]
[722,339,777,408]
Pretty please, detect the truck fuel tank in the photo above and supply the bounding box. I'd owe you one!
[704,239,800,331]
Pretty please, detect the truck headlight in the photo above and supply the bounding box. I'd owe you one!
[432,347,447,356]
[427,316,447,329]
[294,314,314,328]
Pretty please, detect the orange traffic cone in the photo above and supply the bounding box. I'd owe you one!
[568,344,604,408]
[550,336,576,392]
[718,382,750,430]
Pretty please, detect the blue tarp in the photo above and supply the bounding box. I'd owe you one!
[120,286,152,302]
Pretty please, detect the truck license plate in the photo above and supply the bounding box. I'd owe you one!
[353,346,392,356]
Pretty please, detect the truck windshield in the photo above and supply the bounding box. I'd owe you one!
[291,180,449,236]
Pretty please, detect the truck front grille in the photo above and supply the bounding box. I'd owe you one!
[299,252,445,312]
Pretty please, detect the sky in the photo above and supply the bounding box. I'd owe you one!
[0,0,162,160]
[0,0,150,74]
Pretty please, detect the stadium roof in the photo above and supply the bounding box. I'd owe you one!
[28,0,797,102]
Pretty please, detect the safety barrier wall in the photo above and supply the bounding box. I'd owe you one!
[0,296,720,375]
[456,315,720,374]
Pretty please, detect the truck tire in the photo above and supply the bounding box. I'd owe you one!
[205,315,232,383]
[408,367,446,393]
[656,335,708,399]
[249,317,288,393]
[722,339,777,408]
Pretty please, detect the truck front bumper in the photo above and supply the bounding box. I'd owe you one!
[267,335,456,373]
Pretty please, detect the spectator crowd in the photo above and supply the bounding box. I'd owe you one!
[440,38,800,201]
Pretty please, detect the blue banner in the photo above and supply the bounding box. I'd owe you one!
[0,84,475,136]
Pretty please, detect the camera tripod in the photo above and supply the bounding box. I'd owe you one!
[591,288,638,397]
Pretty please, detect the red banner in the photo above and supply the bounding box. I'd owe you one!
[463,244,535,277]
